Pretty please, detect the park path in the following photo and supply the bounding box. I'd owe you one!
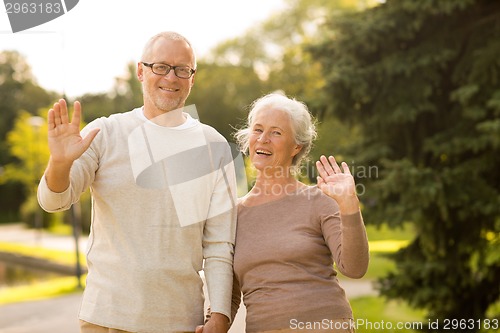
[0,223,376,333]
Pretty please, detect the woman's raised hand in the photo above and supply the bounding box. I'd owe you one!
[316,155,360,214]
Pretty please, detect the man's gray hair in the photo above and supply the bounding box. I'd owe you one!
[141,31,197,68]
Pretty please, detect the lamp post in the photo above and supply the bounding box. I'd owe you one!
[28,116,44,244]
[71,201,83,289]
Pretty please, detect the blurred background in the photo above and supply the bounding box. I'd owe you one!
[0,0,499,332]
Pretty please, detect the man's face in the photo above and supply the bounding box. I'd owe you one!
[138,38,196,116]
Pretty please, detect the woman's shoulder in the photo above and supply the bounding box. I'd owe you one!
[300,185,339,211]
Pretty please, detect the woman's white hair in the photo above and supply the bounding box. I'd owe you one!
[234,92,317,174]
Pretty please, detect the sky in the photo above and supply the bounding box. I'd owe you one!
[0,0,286,98]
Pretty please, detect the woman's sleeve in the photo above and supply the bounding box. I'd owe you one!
[321,202,370,279]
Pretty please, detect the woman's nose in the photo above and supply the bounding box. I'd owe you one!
[258,133,270,143]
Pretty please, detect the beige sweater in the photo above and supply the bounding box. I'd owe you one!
[38,108,237,333]
[232,186,369,332]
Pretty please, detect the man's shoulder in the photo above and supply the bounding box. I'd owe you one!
[88,108,139,126]
[82,109,141,136]
[199,122,228,143]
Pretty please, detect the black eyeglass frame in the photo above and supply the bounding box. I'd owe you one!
[141,62,196,79]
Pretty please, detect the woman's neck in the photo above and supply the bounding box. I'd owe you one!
[251,169,302,197]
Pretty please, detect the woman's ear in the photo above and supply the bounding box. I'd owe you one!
[292,144,303,157]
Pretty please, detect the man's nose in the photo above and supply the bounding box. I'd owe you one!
[162,69,178,80]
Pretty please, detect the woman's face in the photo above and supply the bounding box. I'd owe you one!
[248,107,302,176]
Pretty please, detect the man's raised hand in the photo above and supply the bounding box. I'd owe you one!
[47,99,99,164]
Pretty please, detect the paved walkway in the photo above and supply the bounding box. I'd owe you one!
[0,223,376,332]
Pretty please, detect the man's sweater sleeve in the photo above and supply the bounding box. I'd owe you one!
[202,146,238,322]
[37,120,101,213]
[37,175,73,212]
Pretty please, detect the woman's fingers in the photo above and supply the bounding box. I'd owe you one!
[317,155,345,178]
[316,159,328,180]
[341,161,351,175]
[327,155,342,174]
[320,155,335,174]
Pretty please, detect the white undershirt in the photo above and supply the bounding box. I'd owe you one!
[134,107,198,130]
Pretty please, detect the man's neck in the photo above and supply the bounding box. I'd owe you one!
[143,107,187,127]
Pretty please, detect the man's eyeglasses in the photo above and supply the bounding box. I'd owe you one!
[141,62,196,79]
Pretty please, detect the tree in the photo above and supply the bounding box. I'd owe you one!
[0,111,50,226]
[205,0,378,97]
[111,62,144,113]
[186,61,264,140]
[200,0,375,184]
[0,51,55,151]
[311,0,500,329]
[0,50,56,221]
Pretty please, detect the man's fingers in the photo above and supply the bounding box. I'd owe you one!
[71,101,81,126]
[49,99,83,131]
[47,108,56,130]
[52,101,62,126]
[59,99,70,124]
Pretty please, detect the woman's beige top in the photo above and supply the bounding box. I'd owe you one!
[232,186,369,332]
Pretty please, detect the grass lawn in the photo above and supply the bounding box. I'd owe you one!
[0,242,85,266]
[0,275,84,305]
[0,241,86,304]
[343,222,426,332]
[351,296,426,333]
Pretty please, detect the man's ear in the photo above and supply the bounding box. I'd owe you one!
[137,62,144,82]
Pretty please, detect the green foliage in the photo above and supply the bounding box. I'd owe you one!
[0,51,56,219]
[1,111,49,187]
[0,51,56,154]
[310,0,500,327]
[1,111,60,228]
[186,62,264,140]
[1,108,92,232]
[308,117,364,182]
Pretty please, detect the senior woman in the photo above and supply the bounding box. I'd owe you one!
[197,92,369,333]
